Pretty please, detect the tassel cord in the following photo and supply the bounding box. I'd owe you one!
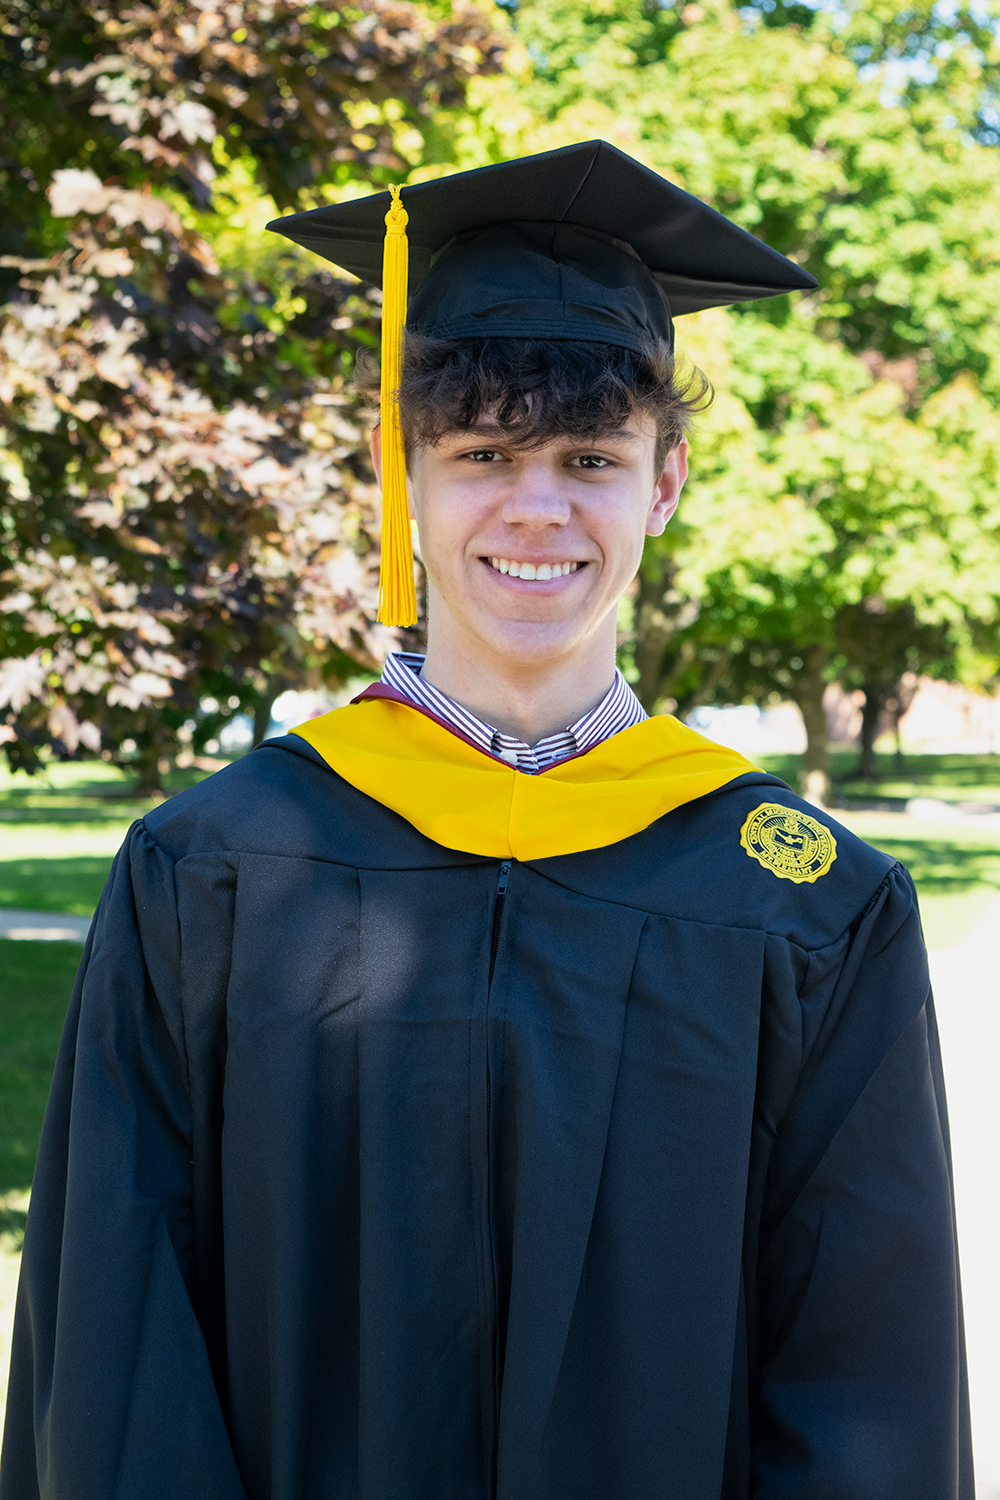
[377,185,417,627]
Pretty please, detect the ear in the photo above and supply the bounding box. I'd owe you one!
[646,439,688,537]
[370,420,419,520]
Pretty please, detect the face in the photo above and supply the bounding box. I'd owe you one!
[371,417,687,669]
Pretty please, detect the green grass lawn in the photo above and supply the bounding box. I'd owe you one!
[0,1186,27,1438]
[758,747,1000,802]
[0,756,214,825]
[0,855,120,916]
[0,758,221,914]
[832,813,1000,949]
[0,945,76,1425]
[0,942,82,1195]
[0,758,221,1199]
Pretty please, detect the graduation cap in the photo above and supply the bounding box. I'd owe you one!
[267,140,817,626]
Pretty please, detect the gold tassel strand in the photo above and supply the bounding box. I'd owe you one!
[377,184,417,628]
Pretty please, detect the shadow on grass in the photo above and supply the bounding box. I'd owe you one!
[757,749,1000,797]
[0,856,112,917]
[836,751,1000,792]
[0,941,81,1195]
[865,838,1000,896]
[0,764,222,827]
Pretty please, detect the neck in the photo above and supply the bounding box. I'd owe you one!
[419,614,618,746]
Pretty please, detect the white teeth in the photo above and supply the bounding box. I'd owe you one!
[489,558,580,577]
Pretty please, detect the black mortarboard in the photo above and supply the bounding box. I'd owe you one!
[265,141,816,627]
[265,138,816,354]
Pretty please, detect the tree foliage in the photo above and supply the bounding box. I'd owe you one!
[0,0,505,784]
[484,0,1000,792]
[4,0,1000,794]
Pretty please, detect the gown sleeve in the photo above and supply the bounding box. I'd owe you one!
[753,864,974,1500]
[0,822,248,1500]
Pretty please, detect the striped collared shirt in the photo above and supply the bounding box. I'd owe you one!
[380,652,647,774]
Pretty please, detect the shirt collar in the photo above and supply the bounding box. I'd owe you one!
[380,652,646,774]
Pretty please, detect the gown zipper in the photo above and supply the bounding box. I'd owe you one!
[485,858,511,1488]
[488,860,511,992]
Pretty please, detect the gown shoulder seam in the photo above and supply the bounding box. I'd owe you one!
[526,861,908,954]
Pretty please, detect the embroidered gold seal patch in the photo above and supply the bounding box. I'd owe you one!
[739,803,837,884]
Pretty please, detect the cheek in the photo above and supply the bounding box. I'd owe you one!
[413,488,481,583]
[591,500,650,580]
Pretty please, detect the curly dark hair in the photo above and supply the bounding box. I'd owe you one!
[356,333,712,473]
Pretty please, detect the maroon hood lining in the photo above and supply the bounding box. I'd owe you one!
[348,681,597,775]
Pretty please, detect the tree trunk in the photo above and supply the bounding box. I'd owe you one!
[632,551,702,713]
[253,681,285,746]
[633,554,676,712]
[889,672,919,773]
[791,646,830,806]
[855,684,884,780]
[132,746,164,797]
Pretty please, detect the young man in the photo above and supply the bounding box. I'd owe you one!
[1,142,971,1500]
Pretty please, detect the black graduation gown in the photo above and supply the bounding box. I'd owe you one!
[0,733,973,1500]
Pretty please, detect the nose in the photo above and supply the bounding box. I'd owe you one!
[500,457,571,529]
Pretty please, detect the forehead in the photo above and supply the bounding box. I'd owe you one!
[427,415,656,451]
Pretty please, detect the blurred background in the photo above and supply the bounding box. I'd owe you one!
[1,0,999,1488]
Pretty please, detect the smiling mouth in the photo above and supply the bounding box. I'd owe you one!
[486,557,583,580]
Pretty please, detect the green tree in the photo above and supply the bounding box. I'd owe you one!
[834,601,951,777]
[7,0,1000,801]
[480,0,1000,798]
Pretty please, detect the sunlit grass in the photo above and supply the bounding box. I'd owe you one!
[757,749,1000,798]
[0,1188,27,1440]
[0,757,225,913]
[830,814,1000,891]
[845,782,1000,805]
[0,756,219,826]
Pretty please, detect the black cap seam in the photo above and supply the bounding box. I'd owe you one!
[559,139,602,226]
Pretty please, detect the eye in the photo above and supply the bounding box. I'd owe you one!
[463,448,505,463]
[571,453,613,470]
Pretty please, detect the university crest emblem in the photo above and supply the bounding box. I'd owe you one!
[739,803,837,884]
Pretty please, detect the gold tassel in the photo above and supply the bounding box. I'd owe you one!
[377,184,417,628]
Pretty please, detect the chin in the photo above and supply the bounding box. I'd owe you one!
[481,617,585,665]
